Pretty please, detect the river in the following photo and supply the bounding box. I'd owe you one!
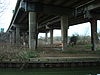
[0,67,100,75]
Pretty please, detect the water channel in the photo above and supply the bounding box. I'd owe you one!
[0,67,100,75]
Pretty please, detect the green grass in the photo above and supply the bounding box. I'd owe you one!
[60,44,100,54]
[62,49,100,54]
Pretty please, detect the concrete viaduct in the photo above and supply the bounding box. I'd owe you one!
[7,0,100,51]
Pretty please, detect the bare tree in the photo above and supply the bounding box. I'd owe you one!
[0,0,10,17]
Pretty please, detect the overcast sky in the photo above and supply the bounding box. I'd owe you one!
[0,0,100,36]
[0,0,17,32]
[39,22,91,37]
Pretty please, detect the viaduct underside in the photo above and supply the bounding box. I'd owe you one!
[7,0,100,51]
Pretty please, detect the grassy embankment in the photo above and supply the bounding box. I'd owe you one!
[0,44,100,62]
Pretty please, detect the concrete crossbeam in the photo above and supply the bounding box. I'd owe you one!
[25,2,73,16]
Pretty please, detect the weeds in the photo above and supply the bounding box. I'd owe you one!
[0,44,39,61]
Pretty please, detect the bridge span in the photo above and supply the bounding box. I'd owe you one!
[7,0,100,51]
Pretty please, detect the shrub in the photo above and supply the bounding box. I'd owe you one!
[69,34,79,46]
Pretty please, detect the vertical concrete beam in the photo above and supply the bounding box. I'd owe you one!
[61,16,69,50]
[35,33,38,49]
[90,19,98,51]
[16,27,20,45]
[50,29,53,45]
[12,31,16,44]
[23,32,28,46]
[10,32,12,44]
[22,32,25,46]
[45,32,48,44]
[29,12,37,50]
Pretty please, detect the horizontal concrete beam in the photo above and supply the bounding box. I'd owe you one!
[42,4,73,16]
[87,13,100,20]
[87,2,100,11]
[12,24,27,28]
[25,2,74,16]
[7,0,24,32]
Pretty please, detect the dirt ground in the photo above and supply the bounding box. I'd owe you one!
[0,43,100,60]
[38,46,100,58]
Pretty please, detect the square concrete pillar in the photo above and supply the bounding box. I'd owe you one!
[16,27,20,45]
[10,31,16,45]
[61,16,69,50]
[90,19,98,51]
[50,29,53,45]
[29,12,37,50]
[22,32,29,47]
[45,32,48,44]
[12,31,16,44]
[35,33,39,49]
[10,32,13,44]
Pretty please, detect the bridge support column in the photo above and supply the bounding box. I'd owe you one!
[10,32,13,44]
[16,27,20,45]
[90,19,98,51]
[50,29,53,45]
[29,12,37,50]
[23,32,28,47]
[12,31,16,45]
[35,33,38,49]
[45,32,48,44]
[61,16,69,50]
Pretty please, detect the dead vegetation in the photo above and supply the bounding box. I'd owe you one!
[0,43,39,61]
[0,43,100,62]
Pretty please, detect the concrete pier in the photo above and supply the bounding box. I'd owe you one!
[10,32,13,44]
[16,27,20,45]
[29,12,37,50]
[50,29,53,45]
[35,33,38,49]
[90,19,98,51]
[12,31,16,44]
[45,32,48,44]
[61,16,69,50]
